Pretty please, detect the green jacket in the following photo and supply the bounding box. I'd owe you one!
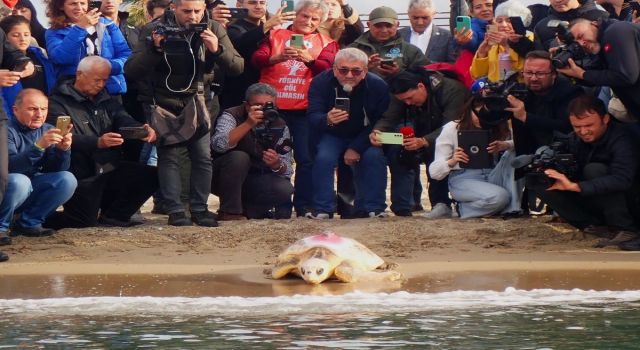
[349,32,429,79]
[374,71,470,145]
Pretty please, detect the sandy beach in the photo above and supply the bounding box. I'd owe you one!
[2,206,640,299]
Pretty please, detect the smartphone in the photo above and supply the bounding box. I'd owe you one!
[380,58,395,68]
[56,116,71,135]
[509,16,527,35]
[290,34,305,49]
[13,57,31,72]
[378,132,404,145]
[228,7,249,19]
[188,23,208,33]
[119,126,149,139]
[282,0,294,12]
[458,130,492,169]
[456,16,471,32]
[486,24,498,33]
[88,0,102,11]
[335,97,350,113]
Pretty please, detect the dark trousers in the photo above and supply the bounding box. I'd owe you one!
[212,151,293,219]
[280,109,313,214]
[0,119,7,205]
[45,162,158,228]
[536,163,638,231]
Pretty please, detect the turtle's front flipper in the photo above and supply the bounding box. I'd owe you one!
[271,256,300,279]
[335,261,404,283]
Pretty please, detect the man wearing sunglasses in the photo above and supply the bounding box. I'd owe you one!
[306,48,390,219]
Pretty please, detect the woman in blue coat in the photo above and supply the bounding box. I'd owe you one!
[45,0,131,95]
[0,15,56,118]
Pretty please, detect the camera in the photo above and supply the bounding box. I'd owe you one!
[476,71,528,113]
[547,20,599,70]
[156,22,207,37]
[512,141,579,191]
[262,102,279,123]
[253,103,292,155]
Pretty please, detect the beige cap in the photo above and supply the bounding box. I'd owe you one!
[369,6,398,25]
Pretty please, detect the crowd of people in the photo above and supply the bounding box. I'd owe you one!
[0,0,639,263]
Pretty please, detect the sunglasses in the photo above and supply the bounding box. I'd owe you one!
[336,67,364,77]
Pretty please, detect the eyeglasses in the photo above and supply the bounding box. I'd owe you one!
[336,67,364,77]
[523,71,553,78]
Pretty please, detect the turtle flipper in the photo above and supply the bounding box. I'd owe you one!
[335,261,404,283]
[271,256,300,279]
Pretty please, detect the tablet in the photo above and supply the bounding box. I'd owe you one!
[457,130,492,169]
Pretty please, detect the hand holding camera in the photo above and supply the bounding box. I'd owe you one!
[544,169,580,192]
[247,105,265,126]
[505,94,526,122]
[262,149,281,170]
[200,28,220,53]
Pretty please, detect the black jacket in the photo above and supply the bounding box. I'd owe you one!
[534,0,609,50]
[124,10,243,115]
[582,19,640,119]
[47,81,142,180]
[569,121,638,196]
[513,76,584,155]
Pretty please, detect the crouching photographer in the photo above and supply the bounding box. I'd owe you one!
[210,83,294,220]
[522,94,640,249]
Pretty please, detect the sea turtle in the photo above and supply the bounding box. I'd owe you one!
[269,231,403,284]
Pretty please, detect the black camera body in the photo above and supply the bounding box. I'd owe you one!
[253,102,291,155]
[548,20,599,70]
[478,71,528,112]
[515,142,579,191]
[156,22,207,38]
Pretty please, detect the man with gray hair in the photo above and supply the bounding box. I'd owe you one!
[46,56,159,229]
[398,0,457,63]
[210,83,294,220]
[306,48,390,219]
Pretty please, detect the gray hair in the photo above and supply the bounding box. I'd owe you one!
[77,56,110,73]
[334,48,369,66]
[295,0,329,23]
[245,83,277,101]
[494,0,532,27]
[408,0,434,12]
[14,88,47,107]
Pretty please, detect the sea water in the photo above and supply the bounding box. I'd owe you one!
[1,288,640,349]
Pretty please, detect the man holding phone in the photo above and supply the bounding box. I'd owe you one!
[306,48,390,219]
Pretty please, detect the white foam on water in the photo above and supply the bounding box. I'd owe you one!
[1,288,639,317]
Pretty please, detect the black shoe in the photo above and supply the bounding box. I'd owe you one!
[98,215,143,227]
[582,225,612,238]
[619,237,640,251]
[0,232,11,246]
[0,251,8,262]
[393,209,413,217]
[595,231,638,248]
[411,204,424,212]
[12,225,55,237]
[168,212,192,226]
[190,210,219,227]
[151,203,169,215]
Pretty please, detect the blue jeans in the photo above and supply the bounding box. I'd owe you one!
[448,151,521,218]
[281,110,313,214]
[0,172,77,231]
[157,133,211,214]
[312,134,387,213]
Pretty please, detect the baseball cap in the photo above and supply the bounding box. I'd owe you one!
[369,6,398,25]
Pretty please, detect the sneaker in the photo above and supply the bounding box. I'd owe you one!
[191,210,219,227]
[0,251,7,262]
[217,212,247,221]
[393,209,413,217]
[368,211,388,218]
[423,203,452,219]
[0,232,11,246]
[305,211,334,219]
[12,225,55,237]
[168,212,192,226]
[98,215,143,227]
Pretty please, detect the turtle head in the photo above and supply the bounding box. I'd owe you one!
[299,258,331,284]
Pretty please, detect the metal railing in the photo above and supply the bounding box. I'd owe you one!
[358,12,452,29]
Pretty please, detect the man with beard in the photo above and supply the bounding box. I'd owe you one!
[534,0,609,50]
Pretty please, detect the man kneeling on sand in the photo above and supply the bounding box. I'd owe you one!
[0,89,78,250]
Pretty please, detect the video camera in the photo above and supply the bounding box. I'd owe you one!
[156,22,208,37]
[476,71,528,113]
[254,102,292,155]
[511,141,579,191]
[547,20,599,70]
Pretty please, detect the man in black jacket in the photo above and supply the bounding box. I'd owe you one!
[533,0,608,50]
[558,18,640,122]
[532,94,639,247]
[506,50,584,156]
[46,57,158,228]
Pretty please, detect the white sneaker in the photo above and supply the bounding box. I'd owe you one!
[423,203,452,219]
[368,211,388,218]
[305,211,333,219]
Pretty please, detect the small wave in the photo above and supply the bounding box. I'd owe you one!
[1,288,639,316]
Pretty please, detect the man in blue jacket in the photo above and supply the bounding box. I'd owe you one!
[306,48,390,219]
[1,89,77,245]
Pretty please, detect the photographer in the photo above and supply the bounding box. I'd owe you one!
[125,0,243,227]
[532,94,639,248]
[557,18,640,122]
[211,83,293,220]
[306,48,389,219]
[507,50,584,156]
[370,68,469,218]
